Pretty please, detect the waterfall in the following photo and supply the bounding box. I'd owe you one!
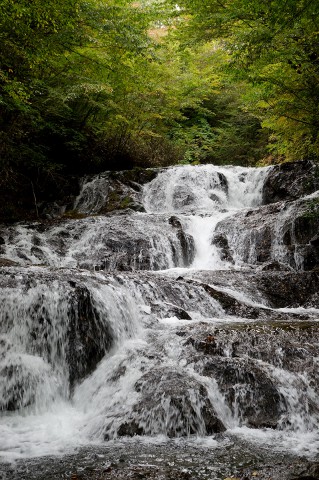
[143,165,270,270]
[0,164,319,462]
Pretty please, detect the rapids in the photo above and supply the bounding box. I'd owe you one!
[0,164,319,478]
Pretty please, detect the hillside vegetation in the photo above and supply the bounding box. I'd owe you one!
[1,0,318,219]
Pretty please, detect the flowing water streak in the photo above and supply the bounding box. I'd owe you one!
[143,165,270,269]
[0,272,146,459]
[1,164,319,462]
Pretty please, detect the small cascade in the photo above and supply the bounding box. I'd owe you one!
[0,272,144,415]
[73,174,111,214]
[143,165,270,269]
[0,279,71,412]
[143,165,268,214]
[1,162,319,464]
[0,215,195,271]
[213,190,319,270]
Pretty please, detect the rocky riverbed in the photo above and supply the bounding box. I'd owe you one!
[0,161,319,479]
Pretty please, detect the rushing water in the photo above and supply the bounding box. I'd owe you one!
[0,164,319,470]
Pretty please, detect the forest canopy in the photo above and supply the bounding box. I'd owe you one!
[0,0,318,208]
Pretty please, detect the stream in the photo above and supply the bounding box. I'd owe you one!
[0,164,319,479]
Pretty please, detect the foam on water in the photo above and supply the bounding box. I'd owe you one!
[0,403,87,460]
[143,164,269,270]
[1,164,319,462]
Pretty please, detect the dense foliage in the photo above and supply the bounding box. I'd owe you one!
[0,0,318,220]
[167,0,319,161]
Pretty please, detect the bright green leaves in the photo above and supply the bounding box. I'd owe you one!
[167,0,319,161]
[4,0,306,178]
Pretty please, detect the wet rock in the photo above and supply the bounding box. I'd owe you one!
[217,172,228,193]
[202,357,285,429]
[294,215,319,245]
[214,196,319,271]
[214,203,277,267]
[296,244,319,271]
[187,269,319,309]
[169,216,195,266]
[2,214,194,271]
[115,167,159,186]
[181,320,319,428]
[211,234,234,263]
[117,368,225,438]
[184,334,223,355]
[116,421,144,437]
[256,271,319,307]
[0,269,114,401]
[288,462,319,480]
[41,201,67,219]
[263,160,318,204]
[258,260,289,271]
[88,237,152,271]
[0,258,19,267]
[172,186,196,209]
[168,305,192,320]
[73,168,159,216]
[0,354,56,411]
[190,281,260,319]
[310,234,319,247]
[67,284,113,387]
[151,302,192,320]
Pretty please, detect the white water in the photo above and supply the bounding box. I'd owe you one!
[1,164,319,462]
[143,165,269,270]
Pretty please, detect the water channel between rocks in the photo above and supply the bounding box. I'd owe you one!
[0,164,319,479]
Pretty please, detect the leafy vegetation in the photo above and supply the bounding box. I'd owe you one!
[0,0,318,221]
[166,0,319,161]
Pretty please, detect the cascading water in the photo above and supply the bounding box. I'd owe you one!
[143,165,270,270]
[0,164,319,473]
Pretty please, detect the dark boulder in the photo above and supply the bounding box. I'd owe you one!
[203,356,285,428]
[263,160,318,204]
[0,258,19,267]
[67,284,113,388]
[258,260,289,271]
[217,172,228,194]
[169,216,195,266]
[116,368,225,438]
[151,301,192,320]
[256,271,319,307]
[211,233,234,263]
